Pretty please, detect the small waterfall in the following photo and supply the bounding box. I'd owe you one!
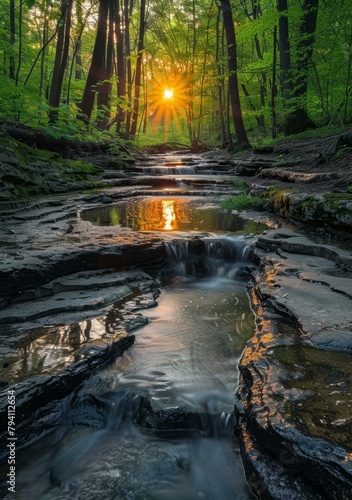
[164,236,252,278]
[142,166,196,175]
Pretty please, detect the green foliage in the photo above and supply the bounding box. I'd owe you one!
[0,0,351,145]
[222,193,268,212]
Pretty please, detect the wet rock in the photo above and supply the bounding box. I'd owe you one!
[69,394,110,428]
[237,231,352,498]
[0,285,133,324]
[124,314,148,332]
[0,334,135,458]
[188,236,205,254]
[136,401,234,438]
[102,196,113,204]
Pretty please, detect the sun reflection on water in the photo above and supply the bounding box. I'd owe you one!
[161,200,176,230]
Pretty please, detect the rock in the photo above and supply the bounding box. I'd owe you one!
[136,401,234,438]
[102,196,113,204]
[0,334,135,458]
[188,236,205,254]
[124,314,148,332]
[236,232,352,498]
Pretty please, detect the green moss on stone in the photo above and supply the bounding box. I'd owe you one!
[0,133,105,201]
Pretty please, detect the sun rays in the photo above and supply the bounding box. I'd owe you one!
[148,73,191,139]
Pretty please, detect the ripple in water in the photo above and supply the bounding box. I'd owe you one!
[11,242,255,499]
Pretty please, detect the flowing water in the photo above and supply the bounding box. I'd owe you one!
[11,237,256,500]
[3,155,266,498]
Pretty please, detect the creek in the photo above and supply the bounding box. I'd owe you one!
[10,228,258,498]
[1,153,270,499]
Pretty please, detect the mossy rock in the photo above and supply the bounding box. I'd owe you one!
[266,188,352,229]
[0,133,104,201]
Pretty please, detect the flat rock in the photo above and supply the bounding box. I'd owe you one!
[0,285,133,324]
[236,231,352,498]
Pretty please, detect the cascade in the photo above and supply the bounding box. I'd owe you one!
[164,235,252,278]
[142,165,196,175]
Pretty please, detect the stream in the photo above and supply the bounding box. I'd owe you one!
[13,275,254,499]
[1,153,265,499]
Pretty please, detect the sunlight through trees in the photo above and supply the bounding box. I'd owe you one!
[0,0,350,146]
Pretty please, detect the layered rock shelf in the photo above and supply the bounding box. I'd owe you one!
[236,229,352,498]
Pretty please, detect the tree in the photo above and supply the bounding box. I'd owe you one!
[48,0,73,124]
[291,0,319,133]
[130,0,146,137]
[77,0,109,124]
[220,0,251,150]
[9,0,15,80]
[276,0,319,135]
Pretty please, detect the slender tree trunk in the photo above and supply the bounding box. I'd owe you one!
[9,0,15,80]
[78,0,108,123]
[220,0,250,150]
[116,0,126,134]
[48,0,73,125]
[216,6,226,147]
[277,0,293,105]
[130,0,146,137]
[124,0,132,136]
[272,25,278,138]
[15,0,22,86]
[97,0,116,130]
[75,1,83,81]
[197,4,212,142]
[39,3,49,96]
[343,32,352,124]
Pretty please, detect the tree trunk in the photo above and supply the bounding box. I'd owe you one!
[75,1,83,81]
[216,6,226,147]
[286,0,319,134]
[78,0,108,123]
[278,0,318,135]
[15,0,22,86]
[9,0,15,80]
[124,0,132,136]
[271,25,278,138]
[277,0,293,105]
[97,0,116,130]
[130,0,146,137]
[115,0,126,134]
[39,2,49,97]
[220,0,251,150]
[48,0,73,125]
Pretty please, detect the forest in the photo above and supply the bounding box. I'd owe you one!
[1,0,351,150]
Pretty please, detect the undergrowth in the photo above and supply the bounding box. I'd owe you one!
[222,181,268,211]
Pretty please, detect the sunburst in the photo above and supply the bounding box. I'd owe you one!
[148,72,191,138]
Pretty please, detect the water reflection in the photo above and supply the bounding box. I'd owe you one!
[162,199,176,230]
[81,197,268,234]
[0,308,125,383]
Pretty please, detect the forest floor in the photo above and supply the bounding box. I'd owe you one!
[220,129,352,195]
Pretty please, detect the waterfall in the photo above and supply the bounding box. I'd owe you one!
[142,166,196,175]
[164,236,252,278]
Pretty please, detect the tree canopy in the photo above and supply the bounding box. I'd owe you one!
[0,0,351,147]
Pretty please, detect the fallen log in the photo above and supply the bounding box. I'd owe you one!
[0,120,129,157]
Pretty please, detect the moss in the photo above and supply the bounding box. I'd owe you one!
[0,133,105,201]
[323,192,352,202]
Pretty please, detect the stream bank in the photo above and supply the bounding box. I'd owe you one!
[236,229,352,499]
